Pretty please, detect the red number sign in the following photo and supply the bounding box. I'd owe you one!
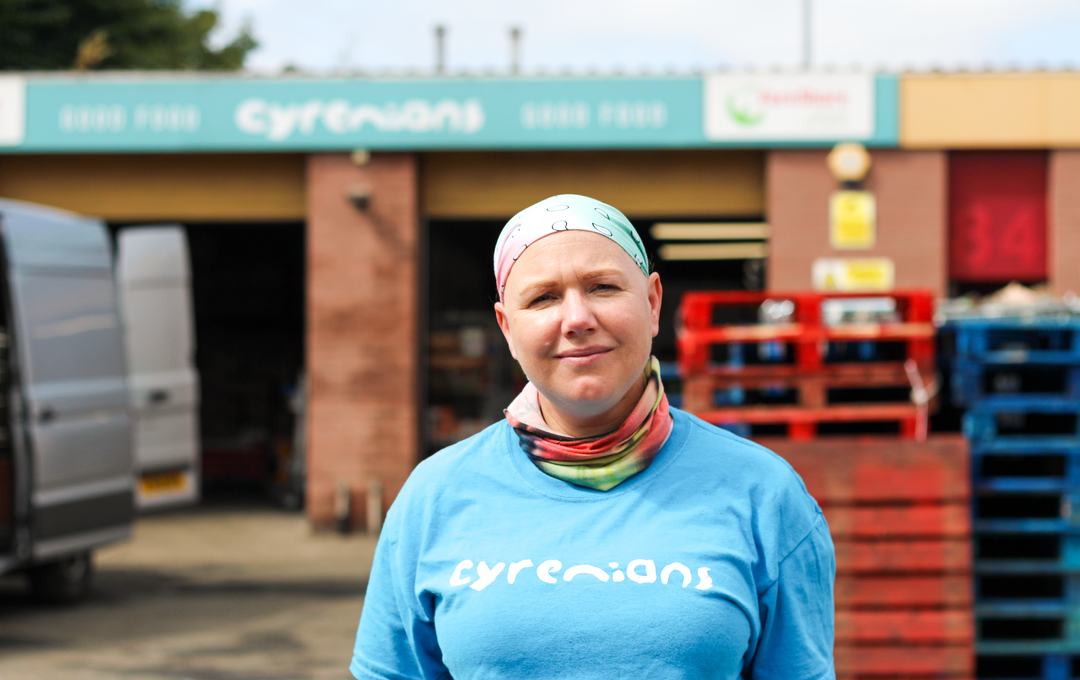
[949,151,1047,283]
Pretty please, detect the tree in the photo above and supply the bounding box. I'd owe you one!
[0,0,257,71]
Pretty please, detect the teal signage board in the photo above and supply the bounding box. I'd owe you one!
[3,73,898,153]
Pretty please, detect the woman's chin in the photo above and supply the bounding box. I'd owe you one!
[543,385,624,420]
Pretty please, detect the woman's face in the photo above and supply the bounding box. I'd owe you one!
[494,230,662,429]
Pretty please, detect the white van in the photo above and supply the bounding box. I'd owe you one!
[115,227,200,511]
[0,199,134,602]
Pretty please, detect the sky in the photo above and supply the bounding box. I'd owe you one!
[191,0,1080,75]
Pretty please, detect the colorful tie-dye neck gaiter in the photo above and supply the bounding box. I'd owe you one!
[504,357,673,491]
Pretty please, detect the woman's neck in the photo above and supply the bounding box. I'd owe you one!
[536,377,647,438]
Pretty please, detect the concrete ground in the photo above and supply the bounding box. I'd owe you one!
[0,503,377,680]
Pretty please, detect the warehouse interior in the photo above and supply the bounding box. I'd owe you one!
[185,221,306,495]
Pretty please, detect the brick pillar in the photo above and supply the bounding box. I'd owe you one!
[767,149,948,295]
[1049,150,1080,296]
[306,153,419,529]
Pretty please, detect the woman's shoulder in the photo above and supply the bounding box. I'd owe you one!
[671,408,811,487]
[389,420,512,507]
[669,408,825,551]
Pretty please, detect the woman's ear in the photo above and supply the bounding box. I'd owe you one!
[494,301,518,360]
[647,273,663,338]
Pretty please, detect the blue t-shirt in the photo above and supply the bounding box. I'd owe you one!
[351,408,835,680]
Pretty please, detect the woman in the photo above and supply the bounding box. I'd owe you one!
[351,194,835,679]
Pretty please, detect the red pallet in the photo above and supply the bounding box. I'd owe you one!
[677,288,936,376]
[762,436,970,504]
[835,610,974,645]
[677,289,936,439]
[683,361,916,388]
[834,645,973,679]
[769,437,974,678]
[834,539,972,574]
[823,505,971,539]
[694,403,921,440]
[835,575,971,608]
[681,364,930,432]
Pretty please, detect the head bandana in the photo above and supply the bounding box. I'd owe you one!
[493,194,649,301]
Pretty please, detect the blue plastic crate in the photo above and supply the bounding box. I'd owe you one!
[978,518,1080,534]
[977,598,1080,654]
[964,398,1080,443]
[979,600,1080,618]
[952,362,1080,408]
[973,448,1080,493]
[945,317,1080,364]
[976,439,1080,456]
[978,639,1080,656]
[978,479,1079,494]
[977,572,1080,610]
[977,534,1080,574]
[976,651,1078,678]
[979,560,1080,576]
[972,485,1080,536]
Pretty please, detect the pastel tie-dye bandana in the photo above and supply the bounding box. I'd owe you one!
[504,357,673,491]
[493,194,649,302]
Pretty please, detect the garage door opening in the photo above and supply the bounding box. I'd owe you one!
[188,222,305,505]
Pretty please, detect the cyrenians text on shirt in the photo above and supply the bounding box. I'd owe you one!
[449,559,714,592]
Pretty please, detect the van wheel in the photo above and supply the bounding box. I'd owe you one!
[28,551,93,604]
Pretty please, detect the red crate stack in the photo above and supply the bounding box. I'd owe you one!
[677,289,973,678]
[677,289,936,439]
[766,436,975,680]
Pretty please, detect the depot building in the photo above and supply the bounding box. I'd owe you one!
[0,70,1078,527]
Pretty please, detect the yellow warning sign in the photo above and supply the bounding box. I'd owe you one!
[812,258,894,292]
[829,190,876,250]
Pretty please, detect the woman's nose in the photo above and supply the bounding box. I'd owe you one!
[561,290,597,334]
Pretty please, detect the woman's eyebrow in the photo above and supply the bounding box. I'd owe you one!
[517,280,558,298]
[515,268,628,299]
[581,268,627,281]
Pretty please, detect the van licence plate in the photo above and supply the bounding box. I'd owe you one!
[138,471,188,496]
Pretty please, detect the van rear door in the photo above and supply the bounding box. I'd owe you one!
[116,227,199,510]
[0,200,133,561]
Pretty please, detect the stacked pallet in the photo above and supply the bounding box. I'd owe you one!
[677,290,936,440]
[677,289,974,679]
[945,317,1080,679]
[767,437,974,680]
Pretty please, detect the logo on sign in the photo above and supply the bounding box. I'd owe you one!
[704,73,873,141]
[235,98,485,141]
[0,77,26,146]
[725,85,766,127]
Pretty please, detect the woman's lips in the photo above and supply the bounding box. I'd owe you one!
[555,346,613,365]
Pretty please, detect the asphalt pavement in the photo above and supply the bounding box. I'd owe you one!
[0,501,377,680]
